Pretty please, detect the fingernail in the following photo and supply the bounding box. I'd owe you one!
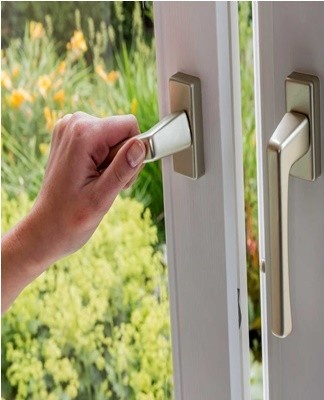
[126,140,146,168]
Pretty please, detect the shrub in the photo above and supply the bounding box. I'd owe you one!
[1,190,173,400]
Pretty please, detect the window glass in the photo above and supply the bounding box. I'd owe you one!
[1,2,173,399]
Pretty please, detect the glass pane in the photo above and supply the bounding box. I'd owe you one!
[238,2,263,399]
[1,2,173,399]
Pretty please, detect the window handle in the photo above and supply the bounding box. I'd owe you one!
[105,72,204,179]
[136,111,192,162]
[267,72,321,338]
[105,111,191,167]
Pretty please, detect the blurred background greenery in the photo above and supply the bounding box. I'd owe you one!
[1,1,261,399]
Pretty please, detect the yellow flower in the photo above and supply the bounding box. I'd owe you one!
[131,98,138,115]
[12,65,20,78]
[67,30,87,58]
[44,106,57,131]
[39,143,49,156]
[29,21,45,39]
[107,70,119,83]
[38,75,52,97]
[57,60,66,74]
[8,88,32,108]
[10,90,25,108]
[53,89,65,107]
[1,70,12,90]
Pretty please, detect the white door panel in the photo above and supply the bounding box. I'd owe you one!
[254,2,324,399]
[154,2,249,399]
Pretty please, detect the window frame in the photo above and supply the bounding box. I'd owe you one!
[154,2,250,399]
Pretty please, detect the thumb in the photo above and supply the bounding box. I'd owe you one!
[98,138,146,201]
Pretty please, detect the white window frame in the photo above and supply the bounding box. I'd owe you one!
[254,2,324,400]
[154,3,250,399]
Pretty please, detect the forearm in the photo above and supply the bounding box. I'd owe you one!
[1,211,53,314]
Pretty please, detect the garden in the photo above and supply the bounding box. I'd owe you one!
[1,2,262,399]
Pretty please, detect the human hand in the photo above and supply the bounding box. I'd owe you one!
[2,111,146,313]
[34,111,146,262]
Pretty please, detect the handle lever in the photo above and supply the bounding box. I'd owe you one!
[101,72,204,179]
[138,111,191,162]
[267,72,321,338]
[101,111,191,169]
[268,112,309,338]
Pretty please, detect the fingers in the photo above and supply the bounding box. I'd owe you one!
[98,114,140,146]
[57,112,140,168]
[97,138,146,207]
[48,111,144,198]
[55,113,73,130]
[87,114,140,167]
[87,114,140,148]
[53,112,139,146]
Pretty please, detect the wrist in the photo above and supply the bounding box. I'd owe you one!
[1,210,53,313]
[9,210,53,279]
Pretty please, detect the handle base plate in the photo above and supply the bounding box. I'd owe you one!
[286,72,321,180]
[169,72,204,179]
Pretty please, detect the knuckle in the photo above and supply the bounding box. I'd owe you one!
[72,111,88,119]
[52,122,65,143]
[52,123,61,138]
[70,117,89,137]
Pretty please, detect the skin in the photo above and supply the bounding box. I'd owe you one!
[1,112,146,314]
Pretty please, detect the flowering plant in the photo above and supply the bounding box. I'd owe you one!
[1,191,173,399]
[1,8,161,216]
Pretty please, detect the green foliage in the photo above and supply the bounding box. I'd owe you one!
[1,2,154,55]
[1,191,173,400]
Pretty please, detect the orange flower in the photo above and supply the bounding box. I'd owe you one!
[107,70,119,84]
[53,89,65,107]
[9,91,24,108]
[8,88,32,108]
[29,21,45,39]
[1,70,12,90]
[38,75,52,97]
[57,61,66,75]
[67,31,87,58]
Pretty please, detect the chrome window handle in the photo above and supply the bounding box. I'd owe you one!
[105,72,204,180]
[136,111,192,162]
[267,72,321,338]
